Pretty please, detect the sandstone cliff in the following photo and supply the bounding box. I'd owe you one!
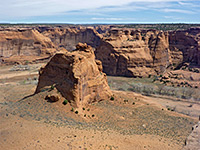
[41,27,102,51]
[0,26,199,79]
[95,27,200,77]
[95,29,171,77]
[0,28,56,64]
[169,27,200,67]
[35,43,112,107]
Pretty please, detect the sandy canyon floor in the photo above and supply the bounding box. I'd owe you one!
[0,63,199,150]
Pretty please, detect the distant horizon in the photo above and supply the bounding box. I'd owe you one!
[1,22,200,25]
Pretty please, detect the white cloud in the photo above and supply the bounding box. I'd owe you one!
[162,8,195,14]
[0,0,198,20]
[164,16,183,20]
[91,17,135,21]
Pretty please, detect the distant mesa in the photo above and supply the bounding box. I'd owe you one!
[35,43,112,107]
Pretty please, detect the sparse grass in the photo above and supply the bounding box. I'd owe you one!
[107,76,200,101]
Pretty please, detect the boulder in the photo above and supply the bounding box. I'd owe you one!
[45,94,60,102]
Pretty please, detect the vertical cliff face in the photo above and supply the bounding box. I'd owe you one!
[35,43,112,108]
[0,29,55,58]
[42,27,102,51]
[0,26,199,78]
[169,28,200,67]
[95,29,171,77]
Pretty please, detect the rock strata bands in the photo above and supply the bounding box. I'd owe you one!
[0,26,199,78]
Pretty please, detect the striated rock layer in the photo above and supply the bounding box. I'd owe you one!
[0,26,199,78]
[95,28,200,77]
[95,29,171,77]
[169,28,200,66]
[0,28,57,64]
[42,27,102,50]
[35,43,112,107]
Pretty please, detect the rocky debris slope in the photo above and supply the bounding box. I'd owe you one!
[0,28,57,64]
[183,121,200,150]
[35,43,112,107]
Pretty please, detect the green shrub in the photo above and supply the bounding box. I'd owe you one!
[132,102,135,105]
[83,107,85,110]
[63,100,68,105]
[71,108,74,112]
[87,108,90,111]
[92,114,95,117]
[124,99,128,103]
[50,85,55,90]
[84,114,86,117]
[75,111,78,114]
[110,96,114,101]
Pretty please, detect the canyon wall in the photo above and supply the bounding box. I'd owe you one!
[0,25,199,77]
[0,29,55,58]
[95,28,200,77]
[41,27,102,50]
[95,29,171,77]
[169,28,200,67]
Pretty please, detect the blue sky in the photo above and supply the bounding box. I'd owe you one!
[0,0,200,23]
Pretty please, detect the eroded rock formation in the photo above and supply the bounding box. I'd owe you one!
[0,28,57,64]
[42,27,102,50]
[35,43,112,107]
[169,28,200,66]
[95,29,171,77]
[95,27,200,77]
[183,121,200,150]
[0,25,199,78]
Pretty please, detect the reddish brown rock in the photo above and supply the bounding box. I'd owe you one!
[169,28,200,66]
[0,29,56,64]
[42,27,102,50]
[45,94,60,102]
[95,29,171,77]
[35,43,112,107]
